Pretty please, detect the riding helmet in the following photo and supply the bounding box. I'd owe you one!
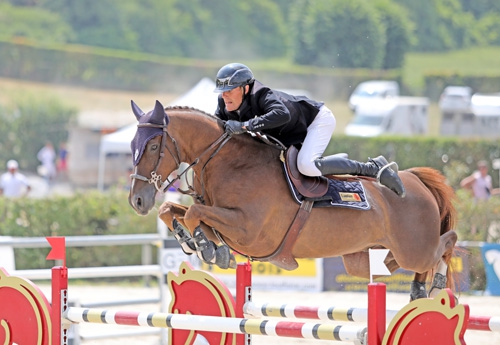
[214,63,254,93]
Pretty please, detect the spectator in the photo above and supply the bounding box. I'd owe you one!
[37,141,56,183]
[460,160,492,201]
[57,141,68,173]
[0,160,31,198]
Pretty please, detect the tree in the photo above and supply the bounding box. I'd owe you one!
[476,13,500,46]
[395,0,480,51]
[0,2,73,43]
[374,0,414,69]
[0,94,77,171]
[292,0,386,68]
[40,0,139,51]
[199,0,288,59]
[460,0,500,19]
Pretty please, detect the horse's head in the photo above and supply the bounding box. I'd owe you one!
[128,100,179,215]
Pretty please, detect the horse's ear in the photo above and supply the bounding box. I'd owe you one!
[151,100,168,125]
[131,100,145,121]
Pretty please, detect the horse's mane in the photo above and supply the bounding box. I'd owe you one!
[165,105,220,121]
[165,105,282,154]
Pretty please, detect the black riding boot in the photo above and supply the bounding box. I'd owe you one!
[314,155,406,197]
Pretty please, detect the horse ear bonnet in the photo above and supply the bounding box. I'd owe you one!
[130,100,169,166]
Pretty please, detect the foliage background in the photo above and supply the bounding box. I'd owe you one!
[1,189,158,270]
[2,0,500,69]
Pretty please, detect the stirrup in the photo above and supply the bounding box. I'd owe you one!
[376,161,399,182]
[376,161,406,197]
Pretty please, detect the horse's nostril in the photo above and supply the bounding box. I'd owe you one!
[136,197,142,208]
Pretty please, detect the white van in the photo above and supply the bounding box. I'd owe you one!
[348,80,400,111]
[344,97,429,137]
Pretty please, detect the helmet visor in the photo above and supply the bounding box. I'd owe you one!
[214,77,237,93]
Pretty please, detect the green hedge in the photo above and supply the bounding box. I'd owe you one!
[0,38,400,101]
[326,135,500,189]
[424,72,500,101]
[0,188,158,270]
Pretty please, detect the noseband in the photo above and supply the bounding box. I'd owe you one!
[130,121,231,203]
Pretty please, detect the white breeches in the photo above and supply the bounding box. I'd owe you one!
[297,105,336,176]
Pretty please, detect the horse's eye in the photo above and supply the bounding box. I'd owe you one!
[150,144,159,151]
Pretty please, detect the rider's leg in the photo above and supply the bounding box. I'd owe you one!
[314,155,406,197]
[297,105,336,176]
[296,105,405,197]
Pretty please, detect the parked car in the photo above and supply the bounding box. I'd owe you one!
[471,92,500,116]
[348,80,399,111]
[345,97,428,137]
[438,86,472,114]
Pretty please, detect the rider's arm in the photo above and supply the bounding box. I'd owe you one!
[246,89,290,131]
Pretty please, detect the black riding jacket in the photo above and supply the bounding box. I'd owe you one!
[214,80,323,147]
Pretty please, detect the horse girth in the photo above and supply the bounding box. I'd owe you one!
[217,199,314,271]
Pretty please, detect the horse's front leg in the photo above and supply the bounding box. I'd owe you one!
[182,204,252,270]
[158,201,197,255]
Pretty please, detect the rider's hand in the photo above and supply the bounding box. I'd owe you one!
[224,120,248,135]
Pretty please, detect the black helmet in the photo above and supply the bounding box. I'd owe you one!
[214,63,254,93]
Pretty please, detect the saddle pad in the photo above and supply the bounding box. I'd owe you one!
[283,166,371,210]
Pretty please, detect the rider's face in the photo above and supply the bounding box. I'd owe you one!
[222,86,247,112]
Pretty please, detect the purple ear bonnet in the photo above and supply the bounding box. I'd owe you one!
[130,100,169,166]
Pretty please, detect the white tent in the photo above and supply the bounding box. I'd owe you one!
[97,78,218,190]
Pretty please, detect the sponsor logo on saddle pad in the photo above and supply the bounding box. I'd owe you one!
[287,177,370,210]
[339,192,362,202]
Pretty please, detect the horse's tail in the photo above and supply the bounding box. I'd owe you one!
[407,167,457,289]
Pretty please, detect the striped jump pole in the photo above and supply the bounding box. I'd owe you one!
[244,301,398,323]
[468,315,500,332]
[244,301,500,334]
[64,307,368,344]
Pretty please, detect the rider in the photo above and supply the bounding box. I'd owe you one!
[213,63,405,197]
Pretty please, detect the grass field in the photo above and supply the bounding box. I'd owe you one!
[403,46,500,93]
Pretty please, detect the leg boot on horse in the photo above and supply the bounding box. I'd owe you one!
[314,155,406,197]
[171,218,196,255]
[192,226,236,269]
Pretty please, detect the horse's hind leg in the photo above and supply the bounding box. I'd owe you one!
[411,230,458,300]
[410,272,428,300]
[428,258,448,298]
[429,230,457,297]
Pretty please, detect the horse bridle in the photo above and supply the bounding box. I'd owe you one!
[130,121,232,204]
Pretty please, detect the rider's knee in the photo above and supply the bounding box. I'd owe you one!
[297,157,322,177]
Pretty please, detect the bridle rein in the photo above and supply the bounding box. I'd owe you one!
[129,120,232,204]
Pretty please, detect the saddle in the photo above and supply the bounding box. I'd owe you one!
[252,146,370,271]
[283,146,329,198]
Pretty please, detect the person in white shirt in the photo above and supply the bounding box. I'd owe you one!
[37,141,57,183]
[460,160,492,201]
[0,160,31,198]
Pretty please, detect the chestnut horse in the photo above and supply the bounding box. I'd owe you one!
[128,100,458,300]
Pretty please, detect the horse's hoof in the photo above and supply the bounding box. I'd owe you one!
[214,245,236,270]
[193,227,216,262]
[410,280,428,301]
